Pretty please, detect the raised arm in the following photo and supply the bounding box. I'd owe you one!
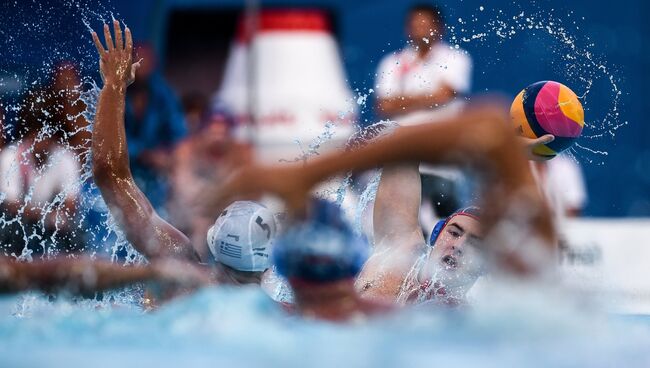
[373,163,424,247]
[212,103,556,274]
[91,21,195,261]
[345,123,424,248]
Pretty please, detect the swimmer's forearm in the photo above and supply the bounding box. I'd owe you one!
[88,22,194,262]
[0,258,155,295]
[93,84,131,179]
[305,107,523,184]
[92,83,194,261]
[373,163,423,246]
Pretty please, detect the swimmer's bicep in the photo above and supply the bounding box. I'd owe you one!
[373,165,423,246]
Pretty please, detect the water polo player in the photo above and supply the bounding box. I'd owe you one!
[393,207,486,306]
[273,198,392,321]
[208,102,558,306]
[90,22,276,290]
[344,123,488,305]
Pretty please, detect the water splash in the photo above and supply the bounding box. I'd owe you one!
[278,122,337,164]
[0,0,148,288]
[442,5,624,161]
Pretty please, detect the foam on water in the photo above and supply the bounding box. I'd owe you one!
[0,1,146,265]
[0,285,650,367]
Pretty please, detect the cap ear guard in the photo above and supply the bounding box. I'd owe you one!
[429,219,447,247]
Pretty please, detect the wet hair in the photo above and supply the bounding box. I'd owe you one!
[408,3,445,26]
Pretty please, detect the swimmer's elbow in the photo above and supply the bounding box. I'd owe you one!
[91,163,113,188]
[92,159,130,187]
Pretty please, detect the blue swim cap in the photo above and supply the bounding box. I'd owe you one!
[429,206,482,246]
[272,199,369,283]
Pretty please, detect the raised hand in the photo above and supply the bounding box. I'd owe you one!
[91,20,140,88]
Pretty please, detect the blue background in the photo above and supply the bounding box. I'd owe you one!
[1,0,647,217]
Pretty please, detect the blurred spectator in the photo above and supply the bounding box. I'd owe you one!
[533,154,588,220]
[374,3,473,222]
[125,44,187,211]
[167,95,241,260]
[0,89,83,257]
[50,62,90,156]
[375,3,472,124]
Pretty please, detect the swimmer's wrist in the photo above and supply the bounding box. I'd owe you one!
[102,79,128,92]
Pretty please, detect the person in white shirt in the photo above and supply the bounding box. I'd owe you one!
[375,4,472,126]
[374,4,473,223]
[0,129,82,256]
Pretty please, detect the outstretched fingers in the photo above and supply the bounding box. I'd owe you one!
[113,20,123,50]
[124,26,133,55]
[103,23,114,51]
[91,31,106,55]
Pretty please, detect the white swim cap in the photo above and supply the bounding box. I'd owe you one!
[207,201,276,272]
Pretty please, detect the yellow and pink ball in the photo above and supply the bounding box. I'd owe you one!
[510,81,585,159]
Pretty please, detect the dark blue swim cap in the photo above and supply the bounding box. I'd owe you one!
[272,198,369,283]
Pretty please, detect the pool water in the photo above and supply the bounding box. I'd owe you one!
[0,284,649,368]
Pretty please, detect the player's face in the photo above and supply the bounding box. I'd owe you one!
[407,12,443,44]
[421,216,484,288]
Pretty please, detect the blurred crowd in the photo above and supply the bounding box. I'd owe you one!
[0,4,587,258]
[0,40,252,258]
